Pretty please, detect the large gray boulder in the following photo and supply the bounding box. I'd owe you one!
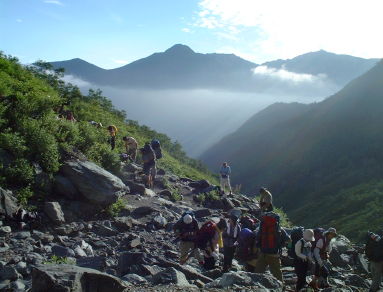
[205,271,282,290]
[44,202,65,224]
[60,160,128,205]
[31,264,128,292]
[0,188,19,218]
[151,267,191,286]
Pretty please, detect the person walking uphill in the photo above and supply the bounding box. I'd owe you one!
[365,231,383,292]
[293,229,315,292]
[222,212,241,272]
[123,136,138,162]
[220,162,232,195]
[259,187,273,213]
[173,211,203,265]
[140,142,156,189]
[311,227,337,289]
[107,125,118,150]
[254,211,291,282]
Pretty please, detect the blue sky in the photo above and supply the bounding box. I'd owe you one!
[1,0,382,69]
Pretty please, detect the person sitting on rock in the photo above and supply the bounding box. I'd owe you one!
[173,211,203,265]
[259,187,273,213]
[195,218,227,270]
[122,136,138,162]
[222,211,241,272]
[219,162,232,195]
[311,227,337,290]
[294,229,315,292]
[140,142,156,188]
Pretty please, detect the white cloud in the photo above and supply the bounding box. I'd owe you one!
[113,59,129,65]
[253,65,327,83]
[44,0,64,6]
[195,0,383,62]
[62,75,91,88]
[182,28,192,33]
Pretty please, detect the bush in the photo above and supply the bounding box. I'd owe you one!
[107,198,128,217]
[0,131,27,157]
[4,158,34,186]
[17,186,34,206]
[87,143,121,174]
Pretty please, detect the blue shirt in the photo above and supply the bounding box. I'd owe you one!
[220,166,231,177]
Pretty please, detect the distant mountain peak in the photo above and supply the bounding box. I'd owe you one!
[164,44,195,55]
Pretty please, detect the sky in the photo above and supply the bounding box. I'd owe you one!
[1,0,382,69]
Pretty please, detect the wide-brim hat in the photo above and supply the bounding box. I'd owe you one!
[303,229,315,241]
[325,227,338,236]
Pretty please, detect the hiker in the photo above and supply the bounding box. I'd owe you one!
[220,162,232,195]
[66,110,76,122]
[107,125,118,150]
[123,136,138,162]
[365,231,383,292]
[140,142,156,188]
[89,120,103,128]
[254,211,291,282]
[236,228,259,272]
[195,218,227,270]
[173,211,203,265]
[240,215,259,231]
[293,229,315,292]
[259,187,273,213]
[311,227,337,289]
[151,139,163,160]
[222,211,241,272]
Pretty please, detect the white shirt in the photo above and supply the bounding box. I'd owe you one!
[295,239,313,261]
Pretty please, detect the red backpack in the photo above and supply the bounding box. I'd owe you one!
[259,212,281,254]
[195,221,217,249]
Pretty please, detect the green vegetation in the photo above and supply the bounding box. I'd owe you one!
[169,188,183,202]
[106,198,128,217]
[0,52,217,205]
[43,255,76,265]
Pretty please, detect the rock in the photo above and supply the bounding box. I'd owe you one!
[332,235,354,253]
[131,206,156,218]
[133,265,163,276]
[51,245,76,258]
[122,163,142,173]
[11,279,26,290]
[13,231,31,239]
[31,264,128,292]
[92,224,118,237]
[77,256,107,271]
[205,271,282,290]
[0,266,20,281]
[113,217,133,231]
[356,254,369,274]
[157,169,166,176]
[15,262,28,276]
[53,175,77,200]
[118,252,148,276]
[330,248,352,268]
[152,214,167,229]
[124,180,146,195]
[0,188,19,218]
[152,267,191,286]
[222,197,235,210]
[144,188,156,197]
[60,160,128,206]
[344,274,370,288]
[189,180,210,189]
[159,190,172,198]
[194,208,212,218]
[121,273,148,284]
[76,240,94,257]
[203,268,223,280]
[74,246,87,257]
[0,226,11,236]
[44,202,65,224]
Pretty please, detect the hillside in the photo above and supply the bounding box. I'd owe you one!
[201,59,383,241]
[264,50,379,86]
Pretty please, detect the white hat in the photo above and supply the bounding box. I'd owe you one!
[183,214,193,224]
[303,229,315,241]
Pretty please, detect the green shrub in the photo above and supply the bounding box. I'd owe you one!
[43,255,76,265]
[107,198,128,217]
[87,143,121,174]
[4,159,34,186]
[17,186,34,206]
[0,131,27,157]
[169,189,182,202]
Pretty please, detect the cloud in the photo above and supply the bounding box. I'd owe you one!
[195,0,383,62]
[112,59,129,65]
[62,75,91,88]
[44,0,64,6]
[252,65,327,83]
[182,28,192,33]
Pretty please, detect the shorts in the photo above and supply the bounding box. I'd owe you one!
[143,163,156,177]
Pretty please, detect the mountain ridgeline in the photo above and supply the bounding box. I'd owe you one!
[201,59,383,241]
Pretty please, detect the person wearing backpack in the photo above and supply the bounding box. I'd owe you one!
[293,229,315,292]
[219,162,232,195]
[140,142,156,188]
[259,187,273,213]
[195,219,227,270]
[222,213,241,272]
[236,228,259,272]
[311,227,337,289]
[365,231,383,292]
[107,125,118,150]
[151,139,163,160]
[173,212,202,265]
[123,136,138,162]
[254,211,291,282]
[240,215,259,231]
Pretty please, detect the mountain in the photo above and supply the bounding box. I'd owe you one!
[263,50,379,87]
[200,59,383,240]
[51,44,257,90]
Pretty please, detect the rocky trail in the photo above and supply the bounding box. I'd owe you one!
[0,157,374,291]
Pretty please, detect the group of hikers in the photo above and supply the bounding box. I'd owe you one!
[173,186,383,292]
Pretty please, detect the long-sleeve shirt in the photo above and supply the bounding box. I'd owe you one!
[223,221,241,247]
[220,166,231,177]
[314,238,332,266]
[295,239,313,261]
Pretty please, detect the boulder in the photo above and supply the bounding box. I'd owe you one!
[92,224,118,237]
[77,256,107,271]
[205,271,282,290]
[44,202,65,224]
[121,273,147,284]
[123,180,145,195]
[194,208,212,218]
[344,274,370,288]
[31,264,128,292]
[0,226,11,236]
[189,180,210,189]
[112,217,134,231]
[222,197,235,211]
[152,214,167,229]
[159,190,172,199]
[60,160,128,206]
[151,267,191,286]
[0,188,18,218]
[53,175,77,200]
[117,252,148,276]
[131,206,156,218]
[0,266,21,281]
[51,245,75,258]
